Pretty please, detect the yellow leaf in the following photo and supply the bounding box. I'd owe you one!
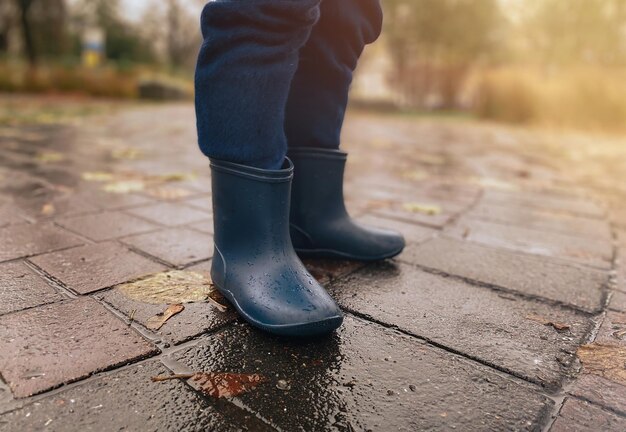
[401,170,429,181]
[102,180,145,193]
[475,177,519,191]
[156,172,197,182]
[82,171,114,182]
[402,202,442,215]
[111,148,143,160]
[117,270,215,304]
[36,151,64,163]
[41,203,55,216]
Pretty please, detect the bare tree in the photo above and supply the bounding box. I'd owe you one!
[15,0,36,66]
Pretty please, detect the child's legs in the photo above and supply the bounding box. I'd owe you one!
[195,0,322,169]
[285,0,383,150]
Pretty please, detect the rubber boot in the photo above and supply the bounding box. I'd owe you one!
[288,147,405,261]
[210,158,343,337]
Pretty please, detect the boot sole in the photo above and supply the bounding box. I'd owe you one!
[214,283,343,338]
[294,245,405,262]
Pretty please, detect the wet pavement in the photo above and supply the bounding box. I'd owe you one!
[1,100,626,430]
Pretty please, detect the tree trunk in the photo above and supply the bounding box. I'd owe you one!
[17,0,37,67]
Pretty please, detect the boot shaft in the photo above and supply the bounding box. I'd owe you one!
[210,158,293,254]
[288,147,349,226]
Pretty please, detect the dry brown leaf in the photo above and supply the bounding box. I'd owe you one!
[402,202,442,215]
[117,270,214,304]
[577,344,626,386]
[146,304,184,330]
[526,314,570,331]
[207,290,229,312]
[41,203,55,216]
[151,372,267,398]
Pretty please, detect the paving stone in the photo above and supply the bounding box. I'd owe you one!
[609,291,626,312]
[0,297,157,398]
[300,258,365,285]
[329,262,592,388]
[0,361,271,432]
[593,310,626,347]
[122,227,213,267]
[372,201,460,229]
[447,218,612,269]
[185,259,212,272]
[0,223,82,262]
[0,200,27,227]
[184,196,213,212]
[82,188,155,210]
[0,380,12,414]
[15,191,101,221]
[551,398,626,432]
[57,211,160,242]
[611,207,626,228]
[126,202,210,227]
[356,213,437,244]
[100,288,236,345]
[0,261,64,315]
[174,316,552,431]
[29,242,166,294]
[481,190,606,219]
[187,218,213,235]
[466,204,612,240]
[403,237,607,313]
[568,374,626,416]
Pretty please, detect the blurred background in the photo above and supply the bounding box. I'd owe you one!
[1,0,625,133]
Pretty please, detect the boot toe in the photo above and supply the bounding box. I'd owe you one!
[220,266,344,337]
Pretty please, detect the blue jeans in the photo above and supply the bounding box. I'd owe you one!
[195,0,383,169]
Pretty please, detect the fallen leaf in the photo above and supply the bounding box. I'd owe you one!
[155,372,267,398]
[526,314,570,331]
[144,186,192,200]
[117,270,215,304]
[146,304,184,330]
[103,180,145,194]
[82,170,196,195]
[156,172,197,182]
[41,203,55,216]
[612,329,626,340]
[577,343,626,386]
[36,151,64,163]
[207,290,229,312]
[414,154,445,165]
[474,177,519,191]
[401,170,429,181]
[402,202,442,215]
[111,148,143,160]
[82,172,115,182]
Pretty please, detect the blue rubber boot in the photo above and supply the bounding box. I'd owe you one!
[288,147,405,261]
[210,157,343,337]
